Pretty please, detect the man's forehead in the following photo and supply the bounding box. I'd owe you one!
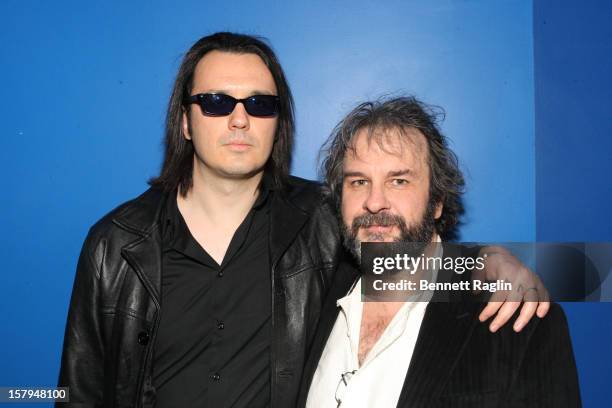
[345,126,429,164]
[192,50,277,93]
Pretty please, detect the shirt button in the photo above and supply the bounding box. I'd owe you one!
[137,331,149,345]
[217,271,224,277]
[210,373,221,382]
[217,321,224,330]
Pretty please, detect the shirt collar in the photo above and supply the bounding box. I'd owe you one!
[337,234,444,311]
[162,173,273,249]
[252,172,273,210]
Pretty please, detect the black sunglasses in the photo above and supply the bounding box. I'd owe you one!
[186,93,280,117]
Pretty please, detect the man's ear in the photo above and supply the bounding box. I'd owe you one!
[434,202,443,219]
[182,109,192,140]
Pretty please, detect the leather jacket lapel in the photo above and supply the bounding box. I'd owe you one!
[113,188,167,308]
[269,192,309,269]
[121,232,163,309]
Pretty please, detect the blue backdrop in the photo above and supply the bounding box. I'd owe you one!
[0,0,609,406]
[534,1,612,406]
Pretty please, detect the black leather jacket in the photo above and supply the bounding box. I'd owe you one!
[58,177,342,407]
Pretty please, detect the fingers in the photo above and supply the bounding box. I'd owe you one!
[480,278,527,332]
[476,245,552,331]
[479,301,502,323]
[512,301,538,332]
[535,274,551,318]
[479,290,507,322]
[536,301,550,318]
[480,278,550,333]
[513,279,549,330]
[487,301,521,332]
[506,285,547,332]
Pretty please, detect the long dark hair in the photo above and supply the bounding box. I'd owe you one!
[320,96,465,241]
[149,32,295,195]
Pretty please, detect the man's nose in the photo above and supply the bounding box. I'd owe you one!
[228,102,250,130]
[363,185,390,213]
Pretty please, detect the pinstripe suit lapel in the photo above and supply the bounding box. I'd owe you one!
[396,299,480,407]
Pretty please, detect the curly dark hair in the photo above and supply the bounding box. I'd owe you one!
[319,96,465,241]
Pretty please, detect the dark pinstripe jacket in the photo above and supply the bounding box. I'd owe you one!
[298,255,581,408]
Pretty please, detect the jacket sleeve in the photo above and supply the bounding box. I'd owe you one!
[503,304,582,407]
[57,229,106,406]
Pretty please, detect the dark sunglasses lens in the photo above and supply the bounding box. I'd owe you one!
[244,96,279,117]
[201,94,236,115]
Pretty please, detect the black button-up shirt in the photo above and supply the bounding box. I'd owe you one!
[153,181,272,407]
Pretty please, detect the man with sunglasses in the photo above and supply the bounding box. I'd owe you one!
[58,32,550,408]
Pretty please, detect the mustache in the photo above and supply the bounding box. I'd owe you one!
[350,212,408,235]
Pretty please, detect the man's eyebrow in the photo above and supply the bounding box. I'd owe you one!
[249,90,277,96]
[343,169,414,179]
[343,171,368,178]
[196,89,229,94]
[199,89,277,96]
[388,169,413,177]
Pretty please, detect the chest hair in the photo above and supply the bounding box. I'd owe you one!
[358,301,403,365]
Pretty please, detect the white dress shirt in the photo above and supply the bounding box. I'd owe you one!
[306,238,443,408]
[305,278,430,408]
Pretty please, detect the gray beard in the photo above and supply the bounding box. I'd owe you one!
[340,199,437,264]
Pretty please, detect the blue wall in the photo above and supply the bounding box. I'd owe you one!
[0,0,605,406]
[534,1,612,406]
